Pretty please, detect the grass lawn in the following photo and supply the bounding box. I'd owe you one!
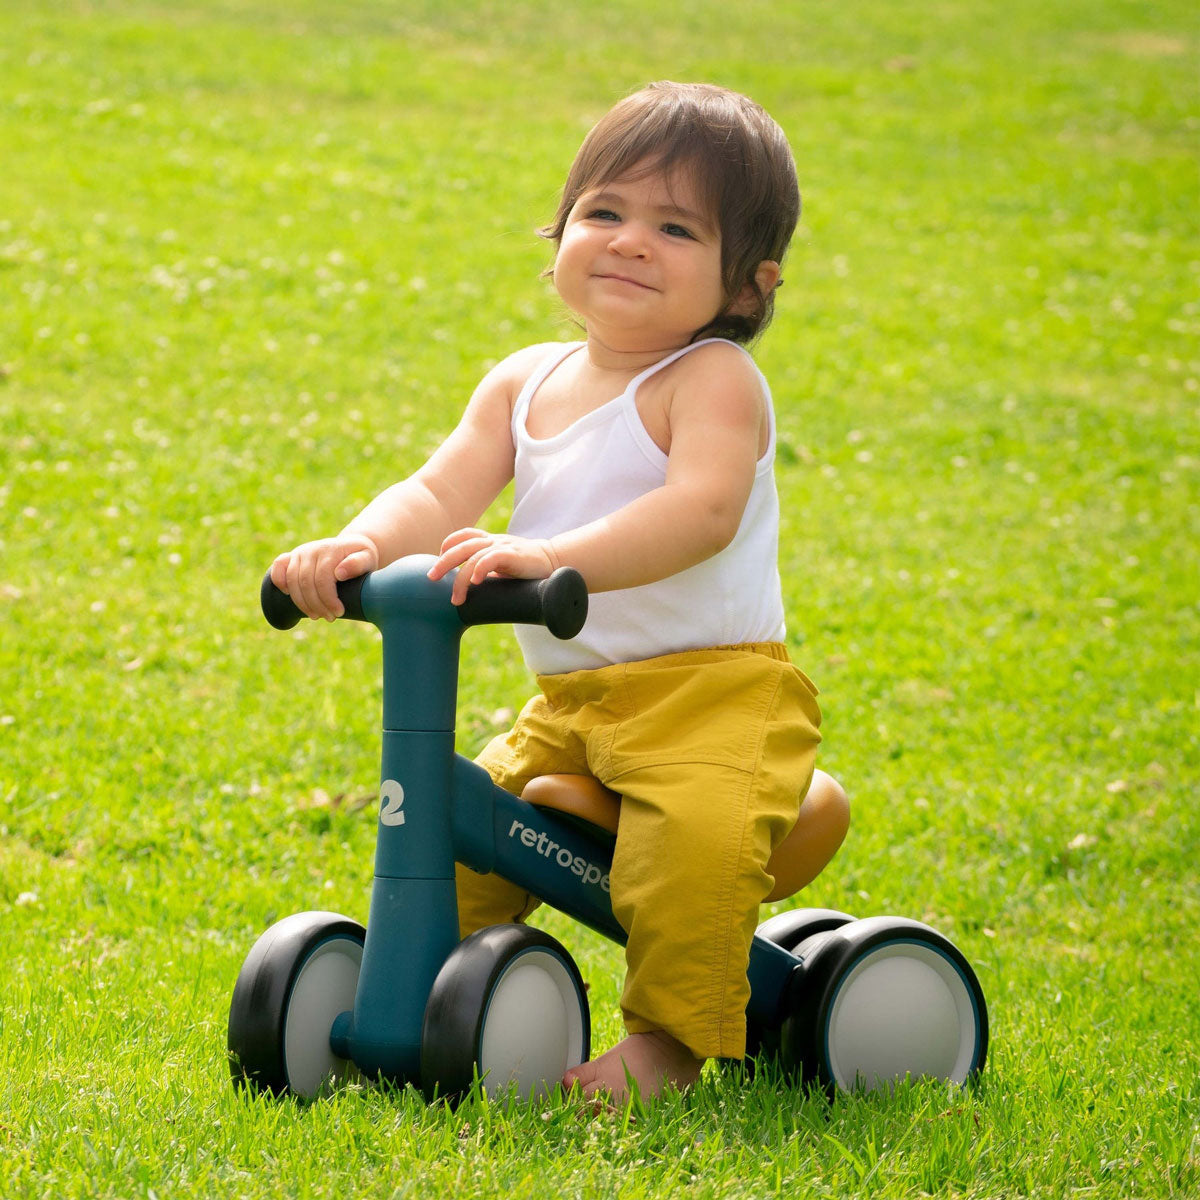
[1,1,1197,1196]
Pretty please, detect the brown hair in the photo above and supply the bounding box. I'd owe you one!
[541,82,800,343]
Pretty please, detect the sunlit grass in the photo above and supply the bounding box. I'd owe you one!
[1,1,1197,1196]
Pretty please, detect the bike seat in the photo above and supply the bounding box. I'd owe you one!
[522,772,848,903]
[522,774,620,843]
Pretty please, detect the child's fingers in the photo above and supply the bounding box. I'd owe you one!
[285,553,323,619]
[448,545,512,603]
[435,536,555,603]
[334,549,374,580]
[315,567,345,620]
[285,548,342,621]
[270,553,292,592]
[428,535,492,582]
[451,549,493,603]
[454,544,545,602]
[438,527,489,553]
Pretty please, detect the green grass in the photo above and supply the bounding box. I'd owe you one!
[1,0,1197,1196]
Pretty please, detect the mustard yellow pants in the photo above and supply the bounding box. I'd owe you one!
[455,643,822,1061]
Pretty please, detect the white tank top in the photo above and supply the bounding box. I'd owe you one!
[509,338,786,674]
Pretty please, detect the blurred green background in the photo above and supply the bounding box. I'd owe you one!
[1,2,1196,1197]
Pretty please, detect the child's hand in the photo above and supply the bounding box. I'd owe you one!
[428,528,561,606]
[270,535,379,621]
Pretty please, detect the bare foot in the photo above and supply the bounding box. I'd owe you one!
[562,1030,704,1105]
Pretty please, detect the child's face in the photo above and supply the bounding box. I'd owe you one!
[553,163,728,352]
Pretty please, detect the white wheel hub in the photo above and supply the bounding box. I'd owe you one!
[478,949,587,1100]
[825,941,980,1091]
[283,938,363,1098]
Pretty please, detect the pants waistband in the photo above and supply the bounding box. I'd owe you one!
[536,641,794,699]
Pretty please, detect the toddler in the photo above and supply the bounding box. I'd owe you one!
[273,81,847,1102]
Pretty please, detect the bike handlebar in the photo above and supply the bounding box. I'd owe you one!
[260,572,367,631]
[260,564,588,640]
[455,568,588,639]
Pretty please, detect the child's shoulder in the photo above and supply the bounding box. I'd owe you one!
[653,341,769,442]
[472,342,580,413]
[668,339,766,396]
[475,341,577,402]
[493,340,581,383]
[682,337,759,370]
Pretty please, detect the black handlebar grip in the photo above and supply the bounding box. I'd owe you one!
[260,572,367,630]
[456,568,588,640]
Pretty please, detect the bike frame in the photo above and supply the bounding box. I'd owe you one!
[279,556,797,1083]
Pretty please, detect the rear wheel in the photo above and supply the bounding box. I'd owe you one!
[744,908,856,1069]
[757,907,858,953]
[780,916,988,1092]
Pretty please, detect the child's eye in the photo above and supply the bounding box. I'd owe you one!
[587,208,620,222]
[662,223,694,239]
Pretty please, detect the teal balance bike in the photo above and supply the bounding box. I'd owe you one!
[228,555,988,1101]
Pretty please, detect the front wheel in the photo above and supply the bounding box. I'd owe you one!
[227,911,365,1099]
[420,925,590,1103]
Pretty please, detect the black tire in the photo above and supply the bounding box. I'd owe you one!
[421,925,590,1103]
[744,907,857,1070]
[756,907,858,953]
[228,911,365,1099]
[780,916,988,1093]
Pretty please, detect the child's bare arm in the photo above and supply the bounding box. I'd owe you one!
[271,348,543,619]
[431,345,765,603]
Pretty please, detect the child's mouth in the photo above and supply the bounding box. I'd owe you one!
[596,273,655,291]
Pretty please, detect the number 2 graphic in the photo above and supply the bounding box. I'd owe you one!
[379,779,406,826]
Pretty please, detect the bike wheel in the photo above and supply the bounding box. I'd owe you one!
[745,907,857,1069]
[756,907,858,953]
[780,916,988,1092]
[227,911,365,1099]
[421,925,590,1103]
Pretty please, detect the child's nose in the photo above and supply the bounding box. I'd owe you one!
[607,222,650,257]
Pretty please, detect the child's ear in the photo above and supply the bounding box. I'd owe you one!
[727,260,782,317]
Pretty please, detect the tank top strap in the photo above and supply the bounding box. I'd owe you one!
[511,342,584,435]
[623,337,749,398]
[622,337,775,463]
